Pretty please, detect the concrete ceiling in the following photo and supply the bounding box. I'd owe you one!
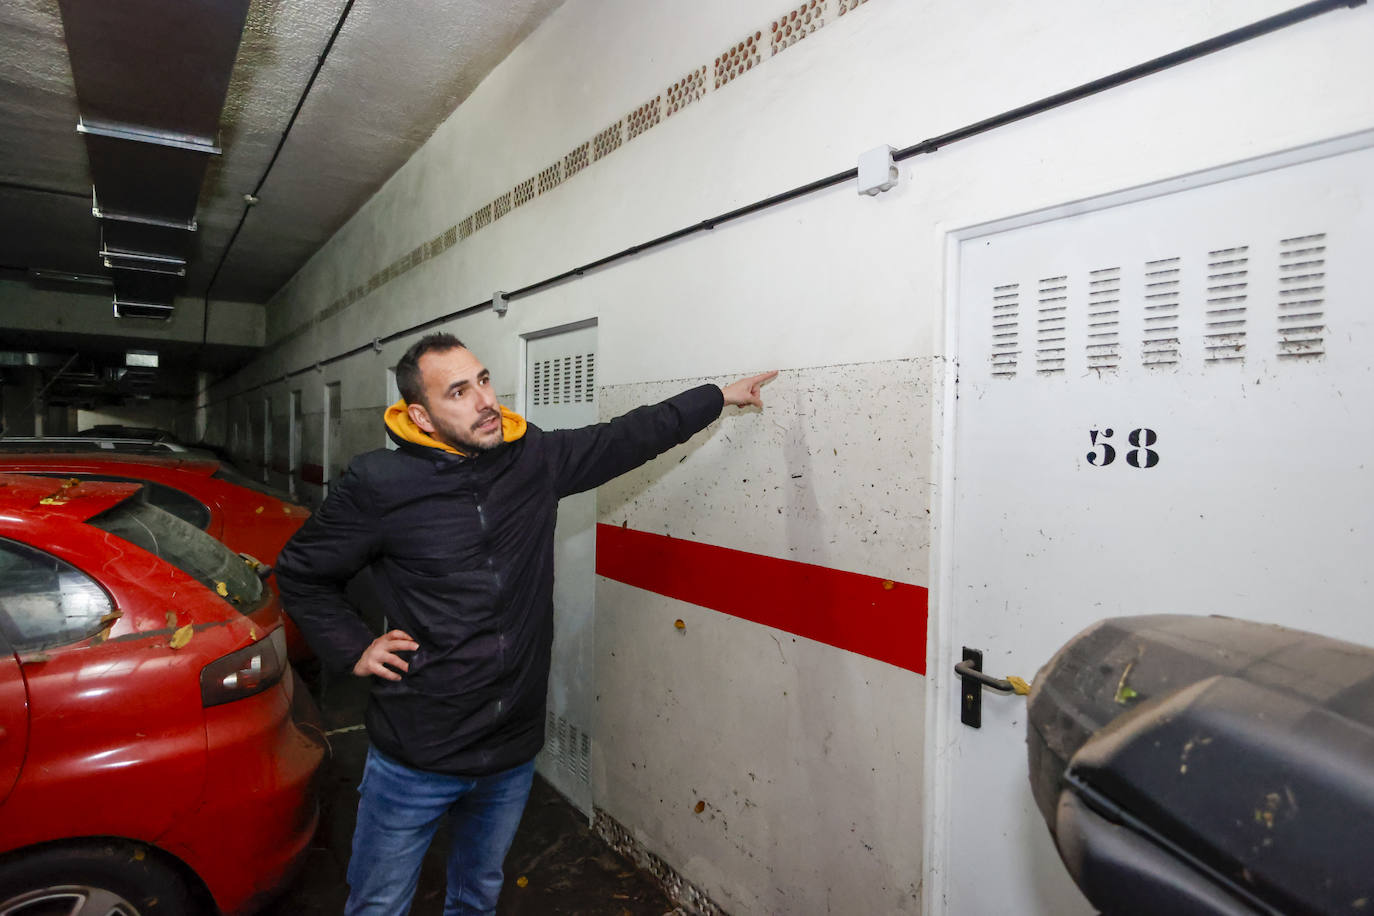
[0,0,565,409]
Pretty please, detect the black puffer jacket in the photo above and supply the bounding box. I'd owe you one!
[276,384,723,775]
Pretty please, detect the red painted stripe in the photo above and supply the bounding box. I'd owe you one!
[595,524,928,675]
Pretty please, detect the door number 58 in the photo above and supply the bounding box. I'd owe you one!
[1087,428,1159,468]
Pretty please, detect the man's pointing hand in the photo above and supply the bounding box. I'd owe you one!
[721,370,778,409]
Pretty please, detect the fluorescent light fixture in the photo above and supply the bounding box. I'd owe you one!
[125,350,159,368]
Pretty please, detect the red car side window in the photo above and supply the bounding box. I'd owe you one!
[0,538,113,650]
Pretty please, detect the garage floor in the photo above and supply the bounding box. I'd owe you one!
[261,673,681,916]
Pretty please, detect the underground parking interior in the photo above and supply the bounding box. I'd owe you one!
[3,1,1374,914]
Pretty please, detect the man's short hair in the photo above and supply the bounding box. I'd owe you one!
[395,332,466,407]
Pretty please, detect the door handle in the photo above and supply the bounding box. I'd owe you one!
[955,658,1017,694]
[956,647,1030,728]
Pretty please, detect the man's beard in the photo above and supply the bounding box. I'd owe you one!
[429,408,503,453]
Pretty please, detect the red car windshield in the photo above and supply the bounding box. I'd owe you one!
[88,500,265,611]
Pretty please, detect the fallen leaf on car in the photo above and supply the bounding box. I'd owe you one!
[21,652,51,664]
[39,479,83,504]
[100,611,123,627]
[169,626,194,649]
[165,611,178,629]
[215,581,228,597]
[255,506,264,514]
[694,800,706,813]
[249,627,258,641]
[515,876,529,888]
[674,619,686,630]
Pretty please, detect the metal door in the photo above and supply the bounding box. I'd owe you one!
[931,136,1374,914]
[525,322,598,816]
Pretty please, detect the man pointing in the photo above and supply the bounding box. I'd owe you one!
[276,332,775,915]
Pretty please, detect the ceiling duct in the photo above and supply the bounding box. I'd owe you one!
[56,0,252,318]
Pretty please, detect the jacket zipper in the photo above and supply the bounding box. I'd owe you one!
[476,496,509,717]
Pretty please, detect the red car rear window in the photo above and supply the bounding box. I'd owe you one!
[88,501,264,612]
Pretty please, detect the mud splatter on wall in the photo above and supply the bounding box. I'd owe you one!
[599,358,934,584]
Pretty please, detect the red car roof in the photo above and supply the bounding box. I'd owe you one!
[0,452,219,477]
[0,473,140,522]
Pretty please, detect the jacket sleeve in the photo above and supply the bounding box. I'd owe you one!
[274,464,383,674]
[543,383,724,498]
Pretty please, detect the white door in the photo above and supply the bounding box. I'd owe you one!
[930,136,1374,915]
[525,322,598,816]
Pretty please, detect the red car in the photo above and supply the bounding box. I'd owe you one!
[0,473,324,915]
[0,452,313,663]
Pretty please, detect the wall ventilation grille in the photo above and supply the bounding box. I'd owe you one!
[537,161,564,195]
[1204,245,1248,364]
[564,142,590,180]
[771,1,823,57]
[1035,275,1067,375]
[491,191,512,222]
[716,33,762,88]
[1277,233,1326,360]
[473,203,492,232]
[990,282,1020,379]
[1086,266,1121,371]
[512,177,536,208]
[1141,256,1181,367]
[545,711,591,784]
[626,96,662,140]
[667,67,708,117]
[592,121,624,161]
[595,810,727,916]
[531,353,595,407]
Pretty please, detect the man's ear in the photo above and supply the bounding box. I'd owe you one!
[407,402,436,434]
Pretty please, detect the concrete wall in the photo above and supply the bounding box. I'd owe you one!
[208,0,1374,912]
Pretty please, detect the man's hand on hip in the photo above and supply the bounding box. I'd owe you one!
[354,629,419,680]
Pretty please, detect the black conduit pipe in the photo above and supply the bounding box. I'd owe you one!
[196,0,1365,408]
[199,0,356,347]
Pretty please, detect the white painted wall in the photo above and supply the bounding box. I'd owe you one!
[206,0,1374,911]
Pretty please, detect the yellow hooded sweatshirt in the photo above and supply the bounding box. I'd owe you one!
[382,399,527,456]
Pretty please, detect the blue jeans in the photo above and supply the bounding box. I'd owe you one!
[345,746,536,916]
